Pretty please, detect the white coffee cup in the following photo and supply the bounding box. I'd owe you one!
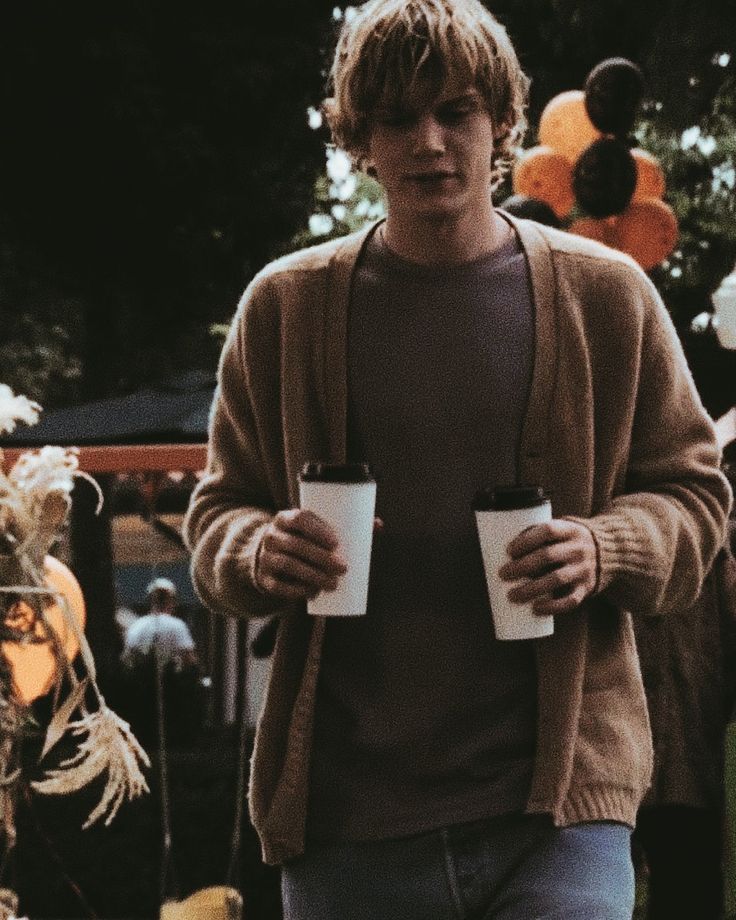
[474,484,554,641]
[298,462,376,617]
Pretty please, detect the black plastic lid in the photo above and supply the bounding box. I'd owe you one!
[472,484,549,511]
[300,462,374,483]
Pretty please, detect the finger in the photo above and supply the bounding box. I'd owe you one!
[373,517,385,534]
[506,563,587,604]
[263,528,347,575]
[277,508,340,549]
[505,520,579,559]
[261,551,341,593]
[256,571,323,602]
[532,583,589,616]
[499,539,587,582]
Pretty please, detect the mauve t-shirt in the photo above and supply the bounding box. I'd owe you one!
[307,224,538,841]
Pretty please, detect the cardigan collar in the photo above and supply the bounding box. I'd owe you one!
[321,214,559,485]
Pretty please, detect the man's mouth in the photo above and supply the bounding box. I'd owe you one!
[408,171,456,182]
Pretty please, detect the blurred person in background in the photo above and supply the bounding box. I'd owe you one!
[117,577,204,749]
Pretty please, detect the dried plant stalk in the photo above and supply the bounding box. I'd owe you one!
[0,382,151,912]
[32,704,150,828]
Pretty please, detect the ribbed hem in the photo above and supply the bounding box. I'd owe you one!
[528,785,639,829]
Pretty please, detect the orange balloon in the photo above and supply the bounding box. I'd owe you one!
[631,148,666,201]
[512,145,575,217]
[568,216,619,248]
[614,198,679,270]
[2,556,86,704]
[538,90,602,163]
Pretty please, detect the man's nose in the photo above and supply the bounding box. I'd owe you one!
[412,115,445,156]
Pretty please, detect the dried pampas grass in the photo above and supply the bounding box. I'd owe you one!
[32,703,150,828]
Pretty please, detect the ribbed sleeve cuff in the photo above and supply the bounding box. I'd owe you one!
[569,513,658,598]
[210,514,281,617]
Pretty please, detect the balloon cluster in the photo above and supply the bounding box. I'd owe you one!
[509,58,678,271]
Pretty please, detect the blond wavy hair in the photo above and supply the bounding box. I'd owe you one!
[323,0,529,188]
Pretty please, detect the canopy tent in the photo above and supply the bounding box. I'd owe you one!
[2,443,208,473]
[0,370,214,472]
[0,371,258,735]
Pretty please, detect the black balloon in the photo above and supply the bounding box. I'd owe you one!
[584,57,644,136]
[500,194,562,228]
[573,138,637,217]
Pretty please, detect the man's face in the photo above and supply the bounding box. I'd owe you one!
[366,77,496,224]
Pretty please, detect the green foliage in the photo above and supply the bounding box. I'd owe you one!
[290,148,386,251]
[0,235,83,407]
[0,318,81,408]
[640,77,736,327]
[0,0,337,400]
[493,0,663,124]
[209,323,232,345]
[492,0,736,130]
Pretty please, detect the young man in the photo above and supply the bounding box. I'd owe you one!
[184,1,731,916]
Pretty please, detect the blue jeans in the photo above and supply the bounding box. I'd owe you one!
[281,814,634,919]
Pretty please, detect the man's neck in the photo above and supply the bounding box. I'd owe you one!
[381,207,510,266]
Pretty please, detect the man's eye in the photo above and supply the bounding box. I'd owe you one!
[439,107,472,124]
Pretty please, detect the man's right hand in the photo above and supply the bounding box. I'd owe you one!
[253,509,348,601]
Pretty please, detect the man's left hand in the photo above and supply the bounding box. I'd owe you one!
[498,519,598,616]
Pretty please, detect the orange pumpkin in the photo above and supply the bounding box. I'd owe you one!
[538,90,602,163]
[2,556,86,704]
[631,148,666,201]
[512,145,575,218]
[615,198,679,270]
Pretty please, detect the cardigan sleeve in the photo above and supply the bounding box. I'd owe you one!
[183,274,293,619]
[584,275,732,615]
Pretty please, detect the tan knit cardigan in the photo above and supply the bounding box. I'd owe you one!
[184,215,732,865]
